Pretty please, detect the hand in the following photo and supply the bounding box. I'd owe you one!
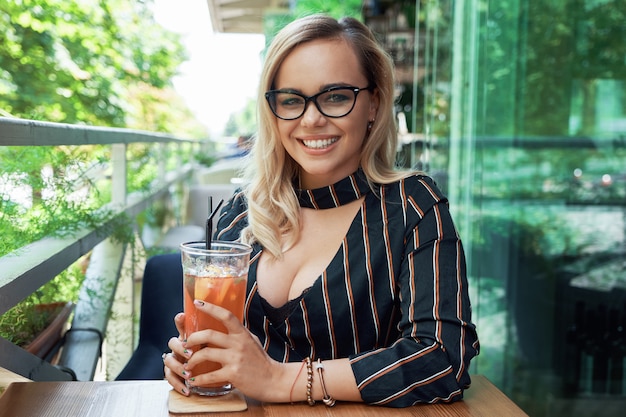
[180,300,289,401]
[163,312,191,396]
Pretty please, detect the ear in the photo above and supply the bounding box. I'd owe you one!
[368,89,380,121]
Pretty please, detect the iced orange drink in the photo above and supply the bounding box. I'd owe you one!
[180,241,252,396]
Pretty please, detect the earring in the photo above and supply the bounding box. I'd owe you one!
[367,120,375,130]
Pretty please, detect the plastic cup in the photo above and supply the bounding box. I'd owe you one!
[180,241,252,396]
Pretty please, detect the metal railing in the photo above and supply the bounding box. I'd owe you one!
[0,116,200,381]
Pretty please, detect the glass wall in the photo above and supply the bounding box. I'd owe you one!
[366,0,626,415]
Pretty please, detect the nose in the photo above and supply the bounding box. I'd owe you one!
[300,99,326,126]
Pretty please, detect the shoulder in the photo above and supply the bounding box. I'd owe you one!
[379,173,448,207]
[216,189,249,238]
[221,189,248,218]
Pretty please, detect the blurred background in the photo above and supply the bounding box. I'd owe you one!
[1,1,625,415]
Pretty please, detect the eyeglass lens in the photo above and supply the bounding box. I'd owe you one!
[267,87,362,120]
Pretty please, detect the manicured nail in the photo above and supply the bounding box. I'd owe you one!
[194,299,205,306]
[190,377,195,382]
[181,388,188,395]
[182,370,187,376]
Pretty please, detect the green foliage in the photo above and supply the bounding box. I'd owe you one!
[126,143,159,193]
[477,0,626,136]
[223,98,257,137]
[0,259,86,346]
[0,0,207,266]
[262,0,364,48]
[0,145,109,257]
[107,213,135,246]
[195,153,218,168]
[0,3,205,334]
[294,0,363,20]
[0,140,196,258]
[0,0,206,137]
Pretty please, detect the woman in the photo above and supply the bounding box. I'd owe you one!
[164,14,479,407]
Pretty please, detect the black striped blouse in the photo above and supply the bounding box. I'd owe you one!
[215,170,479,407]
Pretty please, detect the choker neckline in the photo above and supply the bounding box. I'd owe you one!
[295,169,371,209]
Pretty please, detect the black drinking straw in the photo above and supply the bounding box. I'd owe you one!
[205,197,224,250]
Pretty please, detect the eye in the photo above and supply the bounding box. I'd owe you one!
[321,89,351,105]
[278,94,304,108]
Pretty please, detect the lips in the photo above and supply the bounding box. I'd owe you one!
[301,137,339,149]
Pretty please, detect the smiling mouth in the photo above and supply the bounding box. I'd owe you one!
[301,137,339,149]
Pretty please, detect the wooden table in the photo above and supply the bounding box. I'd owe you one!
[0,366,29,392]
[0,367,528,416]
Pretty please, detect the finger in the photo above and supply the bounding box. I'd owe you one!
[186,366,231,390]
[193,300,244,334]
[185,328,229,350]
[168,336,192,361]
[183,344,226,370]
[183,346,233,387]
[163,355,191,396]
[174,312,185,336]
[163,352,192,379]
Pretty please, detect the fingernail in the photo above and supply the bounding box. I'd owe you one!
[181,388,188,395]
[194,299,205,306]
[190,377,195,382]
[182,370,187,376]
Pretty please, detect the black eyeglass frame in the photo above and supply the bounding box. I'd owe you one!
[264,85,374,120]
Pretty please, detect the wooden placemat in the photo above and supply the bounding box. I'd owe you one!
[168,388,247,414]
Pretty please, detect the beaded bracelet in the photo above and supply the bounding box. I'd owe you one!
[305,357,315,406]
[315,359,336,407]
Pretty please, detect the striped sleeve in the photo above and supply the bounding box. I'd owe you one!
[215,189,248,240]
[349,176,479,407]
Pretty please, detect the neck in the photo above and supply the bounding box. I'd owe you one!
[295,168,371,210]
[298,165,360,190]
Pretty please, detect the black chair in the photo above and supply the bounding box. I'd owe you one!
[116,253,182,380]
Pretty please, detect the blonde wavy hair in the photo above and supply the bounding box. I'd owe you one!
[241,14,410,259]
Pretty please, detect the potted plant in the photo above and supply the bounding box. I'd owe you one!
[26,302,75,359]
[3,301,74,361]
[0,259,86,363]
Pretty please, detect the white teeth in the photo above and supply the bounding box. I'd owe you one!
[302,137,338,149]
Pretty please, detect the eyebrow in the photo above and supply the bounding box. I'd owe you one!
[273,83,360,94]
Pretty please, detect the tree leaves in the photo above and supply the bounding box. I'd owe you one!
[0,0,189,128]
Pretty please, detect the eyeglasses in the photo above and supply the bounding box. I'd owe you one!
[265,85,373,120]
